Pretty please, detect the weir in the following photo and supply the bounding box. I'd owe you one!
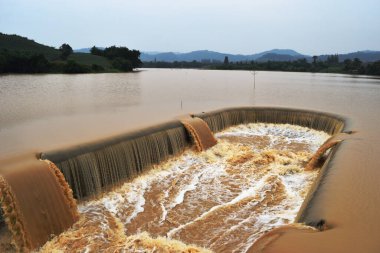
[41,121,190,199]
[0,107,346,252]
[0,156,78,251]
[194,107,344,135]
[40,108,344,200]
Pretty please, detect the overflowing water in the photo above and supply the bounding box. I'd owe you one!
[0,158,78,252]
[38,123,329,252]
[1,70,380,252]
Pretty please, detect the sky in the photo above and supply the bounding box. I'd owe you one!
[0,0,379,55]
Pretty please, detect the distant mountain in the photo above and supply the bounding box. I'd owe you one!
[256,53,307,62]
[140,49,309,62]
[139,49,380,63]
[74,47,105,53]
[73,45,380,63]
[318,51,380,62]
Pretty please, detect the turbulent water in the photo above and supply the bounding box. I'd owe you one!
[38,123,329,252]
[1,70,380,252]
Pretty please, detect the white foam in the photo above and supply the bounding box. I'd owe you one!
[124,181,149,224]
[169,171,202,209]
[78,123,329,252]
[167,175,270,238]
[102,193,123,214]
[216,123,329,152]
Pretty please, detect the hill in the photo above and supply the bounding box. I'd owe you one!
[256,53,306,62]
[139,49,309,62]
[318,51,380,63]
[0,33,60,60]
[139,49,380,63]
[0,33,111,69]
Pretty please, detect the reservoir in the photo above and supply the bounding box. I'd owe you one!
[1,69,380,252]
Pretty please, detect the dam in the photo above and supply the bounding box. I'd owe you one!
[1,108,344,252]
[0,69,380,252]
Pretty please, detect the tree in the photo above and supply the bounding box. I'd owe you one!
[224,56,229,64]
[352,58,362,69]
[112,57,132,71]
[326,54,339,64]
[93,46,142,70]
[343,59,353,71]
[59,43,73,60]
[312,55,318,64]
[366,61,380,75]
[90,46,103,56]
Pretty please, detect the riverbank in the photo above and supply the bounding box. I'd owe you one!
[142,60,380,76]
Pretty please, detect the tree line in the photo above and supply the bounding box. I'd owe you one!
[0,49,104,73]
[0,44,142,74]
[90,46,141,71]
[143,55,380,76]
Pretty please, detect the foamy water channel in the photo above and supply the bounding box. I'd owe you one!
[40,123,329,252]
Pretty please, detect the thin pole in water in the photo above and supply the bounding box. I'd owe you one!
[181,100,183,110]
[252,70,256,90]
[251,70,257,105]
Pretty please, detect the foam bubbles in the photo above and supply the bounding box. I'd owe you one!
[41,123,330,253]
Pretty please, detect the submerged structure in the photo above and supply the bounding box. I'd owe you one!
[0,107,346,252]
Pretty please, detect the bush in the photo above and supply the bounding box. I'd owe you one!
[112,57,133,71]
[63,60,89,73]
[91,64,105,72]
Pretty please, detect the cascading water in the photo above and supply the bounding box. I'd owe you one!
[180,117,218,151]
[0,157,78,251]
[0,108,346,252]
[38,122,331,252]
[41,121,190,199]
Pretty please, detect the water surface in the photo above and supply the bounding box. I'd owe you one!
[1,69,380,252]
[1,70,379,158]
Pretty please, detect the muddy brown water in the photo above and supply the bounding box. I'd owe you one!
[39,123,329,252]
[0,155,78,251]
[1,69,380,252]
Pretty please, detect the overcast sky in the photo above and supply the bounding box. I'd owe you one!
[1,0,379,55]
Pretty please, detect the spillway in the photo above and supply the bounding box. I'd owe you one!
[0,156,78,252]
[0,107,345,252]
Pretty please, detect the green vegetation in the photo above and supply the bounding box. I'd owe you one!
[143,55,380,76]
[68,53,111,69]
[1,33,379,76]
[0,33,60,61]
[0,33,140,74]
[90,46,142,71]
[59,43,73,60]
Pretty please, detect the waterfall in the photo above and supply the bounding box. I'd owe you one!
[180,117,217,151]
[41,121,190,199]
[0,107,347,251]
[41,108,345,200]
[195,107,344,135]
[0,157,78,251]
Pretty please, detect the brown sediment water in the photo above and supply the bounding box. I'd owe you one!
[0,155,78,251]
[33,122,330,252]
[248,223,319,253]
[180,117,217,151]
[0,108,337,252]
[40,121,190,199]
[39,108,343,202]
[305,138,341,171]
[1,70,380,252]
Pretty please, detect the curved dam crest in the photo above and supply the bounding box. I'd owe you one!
[0,107,346,252]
